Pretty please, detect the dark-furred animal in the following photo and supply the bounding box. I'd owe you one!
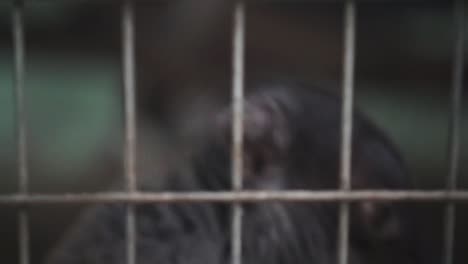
[46,82,425,264]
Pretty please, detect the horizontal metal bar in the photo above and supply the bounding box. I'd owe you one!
[1,190,468,205]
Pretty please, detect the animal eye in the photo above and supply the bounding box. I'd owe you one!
[252,152,266,175]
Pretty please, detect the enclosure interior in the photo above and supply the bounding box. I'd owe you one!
[0,1,467,264]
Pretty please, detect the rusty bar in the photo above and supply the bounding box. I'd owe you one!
[1,190,468,205]
[231,2,246,264]
[122,0,137,263]
[12,1,30,264]
[338,1,356,264]
[443,1,464,264]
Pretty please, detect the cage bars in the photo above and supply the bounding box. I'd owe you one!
[121,0,137,264]
[443,1,465,264]
[231,2,246,264]
[3,190,468,205]
[12,1,30,264]
[5,1,467,264]
[337,2,356,264]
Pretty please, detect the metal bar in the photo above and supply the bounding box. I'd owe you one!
[443,1,464,264]
[338,2,356,264]
[12,1,30,264]
[231,2,246,264]
[1,190,468,205]
[122,0,137,264]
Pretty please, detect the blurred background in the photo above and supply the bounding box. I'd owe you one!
[0,0,467,263]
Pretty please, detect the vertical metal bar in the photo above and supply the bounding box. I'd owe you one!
[338,2,356,264]
[231,2,245,264]
[443,1,464,264]
[122,0,137,264]
[12,1,30,264]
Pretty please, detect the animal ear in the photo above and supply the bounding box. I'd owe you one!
[214,95,291,179]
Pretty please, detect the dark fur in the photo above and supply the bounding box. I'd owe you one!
[46,83,424,264]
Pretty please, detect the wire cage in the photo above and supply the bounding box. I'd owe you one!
[0,0,465,264]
